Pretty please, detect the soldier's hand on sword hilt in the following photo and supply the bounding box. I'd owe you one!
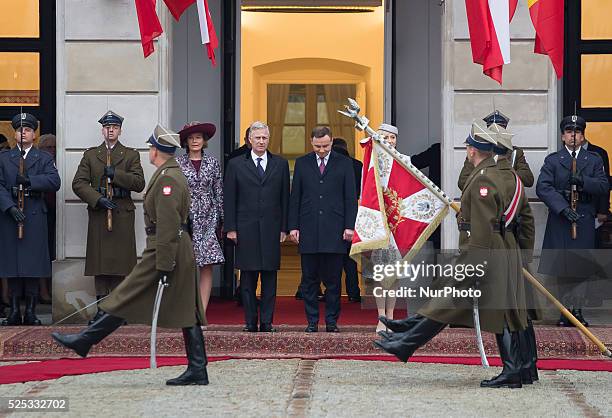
[562,207,580,223]
[97,197,118,210]
[157,270,172,286]
[7,206,25,223]
[16,173,31,187]
[104,165,115,180]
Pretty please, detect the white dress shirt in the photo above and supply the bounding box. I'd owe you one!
[252,150,268,171]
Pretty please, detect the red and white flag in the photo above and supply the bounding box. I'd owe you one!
[135,0,164,58]
[465,0,519,84]
[351,138,449,263]
[528,0,564,78]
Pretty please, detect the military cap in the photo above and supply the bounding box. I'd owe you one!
[489,123,514,154]
[11,112,39,131]
[465,121,497,152]
[98,110,124,127]
[147,124,181,154]
[560,115,586,133]
[378,123,399,136]
[483,110,509,129]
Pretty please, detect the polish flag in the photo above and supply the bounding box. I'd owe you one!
[134,0,164,58]
[465,0,519,84]
[528,0,564,78]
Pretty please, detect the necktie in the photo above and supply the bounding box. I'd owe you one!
[319,157,325,175]
[256,157,265,178]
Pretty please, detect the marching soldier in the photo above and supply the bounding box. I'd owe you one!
[376,122,532,388]
[458,111,534,190]
[72,111,145,324]
[0,113,61,325]
[53,125,209,386]
[536,115,609,327]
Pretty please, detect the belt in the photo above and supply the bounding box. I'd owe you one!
[11,186,41,198]
[145,223,190,236]
[97,186,131,199]
[457,221,516,234]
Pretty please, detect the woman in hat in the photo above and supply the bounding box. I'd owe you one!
[177,121,224,314]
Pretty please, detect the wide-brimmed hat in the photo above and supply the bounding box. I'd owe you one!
[178,121,216,145]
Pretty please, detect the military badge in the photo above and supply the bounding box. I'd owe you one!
[162,186,172,196]
[479,187,489,197]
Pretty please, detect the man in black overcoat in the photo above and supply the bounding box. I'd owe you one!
[289,127,357,333]
[224,121,290,332]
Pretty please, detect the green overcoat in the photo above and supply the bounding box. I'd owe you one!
[100,158,205,328]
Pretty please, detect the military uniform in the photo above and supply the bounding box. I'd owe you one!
[53,125,209,386]
[0,113,61,326]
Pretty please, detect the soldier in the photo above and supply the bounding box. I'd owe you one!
[53,125,209,386]
[458,111,534,190]
[536,115,609,327]
[72,111,145,324]
[376,122,532,388]
[0,113,61,325]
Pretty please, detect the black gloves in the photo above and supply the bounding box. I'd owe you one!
[157,270,172,285]
[561,207,580,223]
[16,173,31,187]
[7,206,25,223]
[104,165,115,180]
[569,172,583,187]
[97,197,118,210]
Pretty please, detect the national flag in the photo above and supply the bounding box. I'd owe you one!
[528,0,564,78]
[351,138,449,264]
[135,0,164,58]
[465,0,519,84]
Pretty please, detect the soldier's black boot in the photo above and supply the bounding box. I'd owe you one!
[88,295,106,326]
[573,308,589,327]
[51,313,124,357]
[22,296,42,326]
[518,325,533,384]
[374,315,446,362]
[167,325,209,386]
[525,320,539,381]
[378,314,424,333]
[481,327,523,388]
[1,296,22,326]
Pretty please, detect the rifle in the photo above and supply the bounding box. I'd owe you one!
[17,111,25,239]
[105,129,113,232]
[570,105,578,240]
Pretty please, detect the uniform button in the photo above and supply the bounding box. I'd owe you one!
[319,195,323,199]
[319,180,324,184]
[319,210,323,215]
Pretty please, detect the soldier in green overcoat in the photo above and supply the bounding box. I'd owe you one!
[376,122,532,388]
[72,111,145,323]
[53,125,208,386]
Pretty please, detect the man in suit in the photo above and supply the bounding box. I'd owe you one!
[536,115,609,327]
[225,121,290,332]
[289,127,357,333]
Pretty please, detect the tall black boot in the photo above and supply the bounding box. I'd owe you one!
[378,314,425,333]
[88,295,106,326]
[1,296,22,326]
[22,296,42,326]
[517,326,533,385]
[525,320,539,381]
[51,313,124,357]
[481,327,522,388]
[166,325,209,385]
[374,315,446,362]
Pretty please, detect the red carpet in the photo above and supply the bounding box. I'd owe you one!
[1,355,610,385]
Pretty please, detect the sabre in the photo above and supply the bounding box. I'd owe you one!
[150,274,169,369]
[339,98,612,359]
[52,294,111,326]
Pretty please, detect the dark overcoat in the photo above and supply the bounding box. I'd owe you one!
[72,142,145,276]
[224,151,290,271]
[288,151,357,254]
[0,147,61,278]
[100,158,205,328]
[536,147,609,277]
[419,157,530,333]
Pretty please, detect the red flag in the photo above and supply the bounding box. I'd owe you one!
[163,0,194,20]
[465,0,519,84]
[528,0,564,78]
[202,0,219,66]
[134,0,163,58]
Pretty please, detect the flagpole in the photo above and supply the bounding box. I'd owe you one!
[339,98,611,359]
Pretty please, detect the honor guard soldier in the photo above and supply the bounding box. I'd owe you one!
[53,125,209,386]
[376,122,532,388]
[72,111,145,324]
[536,115,609,327]
[0,113,61,326]
[458,110,534,190]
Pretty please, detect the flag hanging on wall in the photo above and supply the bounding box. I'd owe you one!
[464,0,519,84]
[135,0,163,58]
[527,0,564,78]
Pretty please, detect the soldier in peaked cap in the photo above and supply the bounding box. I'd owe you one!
[459,110,534,190]
[53,125,208,386]
[72,110,145,324]
[0,113,60,326]
[376,122,532,389]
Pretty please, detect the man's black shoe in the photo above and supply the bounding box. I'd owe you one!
[259,324,277,333]
[348,296,362,303]
[305,323,318,333]
[573,309,589,327]
[377,330,393,340]
[557,314,571,327]
[243,325,258,332]
[326,324,340,333]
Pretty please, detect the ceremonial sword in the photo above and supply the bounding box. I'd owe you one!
[150,274,169,369]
